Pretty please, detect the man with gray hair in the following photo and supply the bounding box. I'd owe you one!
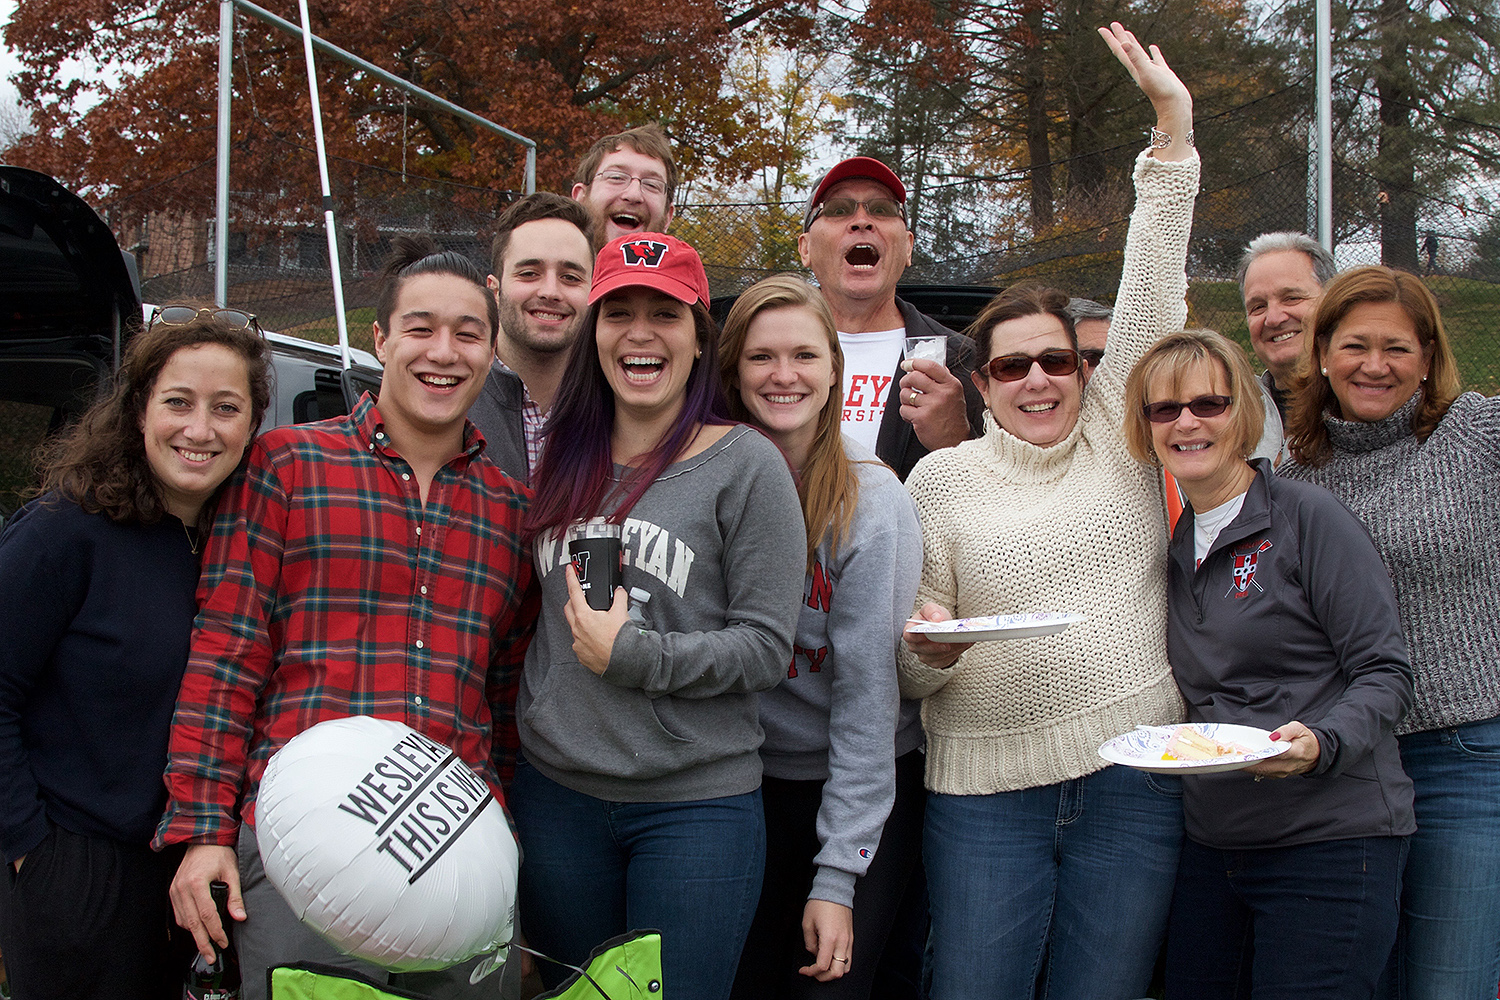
[1236,231,1337,416]
[1065,297,1112,382]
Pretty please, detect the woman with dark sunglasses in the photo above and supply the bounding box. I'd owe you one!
[0,307,270,1000]
[897,24,1199,1000]
[1123,329,1412,999]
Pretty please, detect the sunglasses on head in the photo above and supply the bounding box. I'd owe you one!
[983,349,1081,382]
[808,197,907,225]
[150,305,263,336]
[1142,395,1233,423]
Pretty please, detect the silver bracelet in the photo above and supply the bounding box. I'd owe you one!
[1147,126,1194,148]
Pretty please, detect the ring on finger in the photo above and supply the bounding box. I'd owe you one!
[909,390,920,405]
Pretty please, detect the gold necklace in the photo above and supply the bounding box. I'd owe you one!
[182,519,201,555]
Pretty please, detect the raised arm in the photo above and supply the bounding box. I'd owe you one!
[1098,22,1194,164]
[1085,23,1201,426]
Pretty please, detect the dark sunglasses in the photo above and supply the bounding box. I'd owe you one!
[1142,394,1233,423]
[808,197,907,225]
[1079,348,1105,367]
[983,349,1081,382]
[149,305,263,335]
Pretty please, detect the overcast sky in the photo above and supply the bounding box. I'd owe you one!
[1,1,19,108]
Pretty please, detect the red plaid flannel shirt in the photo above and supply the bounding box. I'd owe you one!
[154,395,538,848]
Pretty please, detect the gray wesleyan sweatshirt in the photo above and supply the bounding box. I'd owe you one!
[518,425,805,802]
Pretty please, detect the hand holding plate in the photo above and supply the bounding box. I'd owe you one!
[1243,721,1320,778]
[904,602,969,669]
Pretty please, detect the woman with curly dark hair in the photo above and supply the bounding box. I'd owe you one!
[0,306,269,1000]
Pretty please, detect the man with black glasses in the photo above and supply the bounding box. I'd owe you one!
[798,157,984,481]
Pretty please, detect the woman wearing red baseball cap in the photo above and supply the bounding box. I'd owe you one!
[512,233,806,1000]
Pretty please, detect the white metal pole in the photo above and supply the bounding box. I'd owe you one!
[1316,0,1333,252]
[296,0,351,368]
[215,0,234,307]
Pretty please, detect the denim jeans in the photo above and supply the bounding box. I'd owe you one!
[1389,716,1500,1000]
[1166,835,1406,1000]
[510,759,766,1000]
[924,764,1183,1000]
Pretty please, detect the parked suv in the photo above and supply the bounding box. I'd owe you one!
[0,165,381,520]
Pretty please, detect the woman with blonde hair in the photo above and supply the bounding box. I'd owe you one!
[1125,328,1412,999]
[719,274,924,999]
[1281,265,1500,1000]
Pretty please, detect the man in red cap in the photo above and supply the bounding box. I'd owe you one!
[798,157,984,480]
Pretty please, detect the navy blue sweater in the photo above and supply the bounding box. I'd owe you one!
[0,496,199,862]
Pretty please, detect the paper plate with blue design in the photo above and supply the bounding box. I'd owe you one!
[1099,723,1291,774]
[905,611,1087,643]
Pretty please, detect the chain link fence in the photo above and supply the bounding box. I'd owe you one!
[102,79,1500,391]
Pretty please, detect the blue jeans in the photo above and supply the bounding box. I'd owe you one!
[1166,835,1406,1000]
[1390,716,1500,1000]
[924,764,1183,1000]
[510,759,766,1000]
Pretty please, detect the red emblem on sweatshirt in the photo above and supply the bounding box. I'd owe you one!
[1226,539,1273,599]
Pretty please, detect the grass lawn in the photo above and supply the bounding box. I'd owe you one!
[1189,277,1500,396]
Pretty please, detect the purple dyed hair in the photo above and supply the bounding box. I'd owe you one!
[525,299,731,536]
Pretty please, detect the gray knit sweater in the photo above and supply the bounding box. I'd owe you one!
[1282,390,1500,734]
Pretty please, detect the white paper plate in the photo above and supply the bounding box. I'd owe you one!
[1099,723,1291,774]
[905,611,1087,643]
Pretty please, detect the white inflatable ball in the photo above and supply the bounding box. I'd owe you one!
[255,716,518,971]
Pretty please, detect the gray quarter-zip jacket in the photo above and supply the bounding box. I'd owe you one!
[1168,459,1415,849]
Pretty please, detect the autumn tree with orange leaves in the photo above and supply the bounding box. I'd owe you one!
[1,0,816,217]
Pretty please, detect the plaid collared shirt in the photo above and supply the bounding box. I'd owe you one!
[155,395,538,848]
[496,359,548,483]
[521,395,546,482]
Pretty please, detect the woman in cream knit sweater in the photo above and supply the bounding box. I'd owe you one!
[898,23,1197,1000]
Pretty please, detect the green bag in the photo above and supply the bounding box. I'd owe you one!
[531,930,663,999]
[268,930,663,1000]
[268,963,431,999]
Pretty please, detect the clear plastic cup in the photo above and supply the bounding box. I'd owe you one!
[904,335,947,364]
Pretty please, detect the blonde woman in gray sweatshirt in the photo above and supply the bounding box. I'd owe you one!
[720,275,925,999]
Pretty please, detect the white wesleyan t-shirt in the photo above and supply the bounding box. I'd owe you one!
[838,327,906,453]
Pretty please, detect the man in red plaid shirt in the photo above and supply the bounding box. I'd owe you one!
[154,240,539,999]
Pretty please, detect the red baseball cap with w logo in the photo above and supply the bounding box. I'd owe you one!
[589,232,711,308]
